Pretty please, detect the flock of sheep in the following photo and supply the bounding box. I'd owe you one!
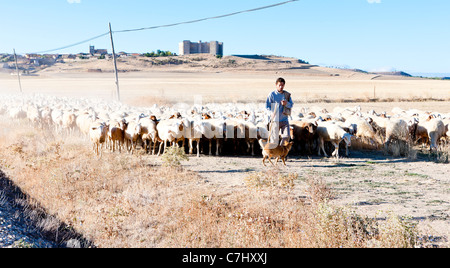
[1,93,449,160]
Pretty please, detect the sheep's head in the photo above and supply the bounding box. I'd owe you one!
[119,120,128,131]
[306,123,317,134]
[288,126,294,137]
[407,118,419,141]
[135,123,142,134]
[343,133,352,146]
[202,113,212,119]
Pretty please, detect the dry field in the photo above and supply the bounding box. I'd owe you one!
[0,57,449,248]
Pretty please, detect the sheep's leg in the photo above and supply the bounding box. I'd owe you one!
[189,139,194,154]
[196,140,200,157]
[216,139,220,156]
[158,141,164,156]
[209,140,212,155]
[152,140,157,155]
[149,140,154,155]
[319,138,328,157]
[331,141,339,159]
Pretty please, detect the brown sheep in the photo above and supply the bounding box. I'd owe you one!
[108,120,128,153]
[290,120,318,155]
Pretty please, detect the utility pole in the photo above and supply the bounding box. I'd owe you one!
[109,23,120,102]
[13,49,23,93]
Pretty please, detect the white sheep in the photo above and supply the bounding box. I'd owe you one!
[418,118,446,151]
[139,116,159,155]
[156,119,184,156]
[26,104,42,128]
[384,118,416,151]
[124,120,142,154]
[40,106,53,129]
[316,121,352,159]
[8,106,27,120]
[201,118,227,156]
[345,115,384,148]
[51,108,64,134]
[76,111,97,137]
[186,117,204,157]
[62,110,77,136]
[443,118,450,139]
[89,122,108,157]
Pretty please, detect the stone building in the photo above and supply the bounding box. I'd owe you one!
[89,46,108,56]
[179,40,223,56]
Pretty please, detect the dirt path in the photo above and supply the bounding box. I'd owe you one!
[151,149,450,247]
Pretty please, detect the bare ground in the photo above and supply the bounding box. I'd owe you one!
[148,148,449,247]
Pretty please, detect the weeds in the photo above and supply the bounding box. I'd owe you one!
[0,116,435,248]
[161,146,189,168]
[244,169,296,192]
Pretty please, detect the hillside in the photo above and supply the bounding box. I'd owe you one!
[3,54,418,80]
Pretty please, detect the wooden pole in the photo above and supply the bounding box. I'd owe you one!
[13,49,23,93]
[109,23,120,102]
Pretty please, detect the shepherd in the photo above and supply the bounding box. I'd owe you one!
[266,77,294,148]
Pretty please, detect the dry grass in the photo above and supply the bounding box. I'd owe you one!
[0,116,432,248]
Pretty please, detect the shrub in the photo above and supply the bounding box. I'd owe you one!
[161,146,189,168]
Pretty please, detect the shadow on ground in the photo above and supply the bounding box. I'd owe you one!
[0,169,95,248]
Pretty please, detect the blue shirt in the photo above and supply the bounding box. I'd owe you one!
[266,90,294,122]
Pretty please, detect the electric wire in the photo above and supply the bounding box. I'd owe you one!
[114,0,299,33]
[28,0,299,54]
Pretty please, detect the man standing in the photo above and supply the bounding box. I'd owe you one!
[266,77,294,146]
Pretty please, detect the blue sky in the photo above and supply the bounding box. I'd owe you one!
[2,0,450,75]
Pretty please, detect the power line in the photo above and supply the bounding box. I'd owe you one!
[28,0,299,54]
[114,0,299,33]
[32,32,110,54]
